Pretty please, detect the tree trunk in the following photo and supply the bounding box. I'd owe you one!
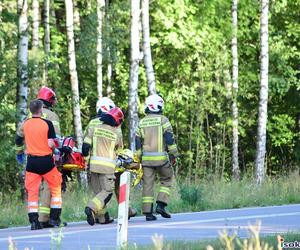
[141,0,155,95]
[97,0,105,98]
[255,0,269,185]
[32,0,39,93]
[105,0,112,97]
[32,0,39,48]
[231,0,239,180]
[16,0,29,128]
[128,0,140,150]
[43,0,50,82]
[64,0,83,158]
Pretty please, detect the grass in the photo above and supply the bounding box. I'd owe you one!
[128,222,300,250]
[1,173,300,227]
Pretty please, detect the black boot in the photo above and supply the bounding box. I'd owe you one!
[156,201,171,218]
[128,207,137,220]
[99,212,114,224]
[85,207,96,226]
[28,213,42,230]
[145,213,157,221]
[49,208,62,227]
[145,204,157,221]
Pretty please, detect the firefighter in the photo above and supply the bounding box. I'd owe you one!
[36,86,63,228]
[15,99,62,230]
[82,107,124,225]
[83,97,137,222]
[135,94,178,221]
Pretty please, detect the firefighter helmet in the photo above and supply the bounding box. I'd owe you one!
[107,107,124,126]
[37,86,56,106]
[96,97,115,113]
[145,94,164,113]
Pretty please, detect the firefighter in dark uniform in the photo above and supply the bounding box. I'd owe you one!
[135,94,178,221]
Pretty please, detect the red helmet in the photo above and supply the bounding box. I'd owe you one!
[107,107,124,126]
[37,86,56,105]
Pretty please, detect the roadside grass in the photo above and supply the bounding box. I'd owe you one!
[127,233,300,250]
[128,223,300,250]
[1,173,300,227]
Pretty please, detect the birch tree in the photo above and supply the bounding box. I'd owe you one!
[64,0,83,152]
[141,0,155,95]
[43,0,50,81]
[97,0,105,98]
[128,0,140,150]
[105,0,112,97]
[32,0,39,49]
[231,0,239,180]
[32,0,39,89]
[255,0,269,185]
[16,0,29,128]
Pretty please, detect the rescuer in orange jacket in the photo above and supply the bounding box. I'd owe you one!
[135,94,179,221]
[15,99,62,230]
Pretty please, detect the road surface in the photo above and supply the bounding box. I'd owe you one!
[1,204,300,249]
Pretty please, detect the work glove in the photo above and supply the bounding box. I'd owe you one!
[54,148,62,165]
[169,155,177,166]
[16,153,25,165]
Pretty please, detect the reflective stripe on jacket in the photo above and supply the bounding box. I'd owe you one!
[136,114,178,167]
[83,119,122,174]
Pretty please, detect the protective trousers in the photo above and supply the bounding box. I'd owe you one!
[39,181,51,222]
[88,173,114,222]
[25,167,62,215]
[142,163,173,214]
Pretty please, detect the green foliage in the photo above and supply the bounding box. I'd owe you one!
[2,174,300,228]
[0,0,300,191]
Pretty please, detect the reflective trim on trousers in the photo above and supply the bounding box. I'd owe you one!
[28,201,38,206]
[142,196,154,203]
[159,187,170,195]
[39,207,50,214]
[28,208,38,213]
[51,197,62,202]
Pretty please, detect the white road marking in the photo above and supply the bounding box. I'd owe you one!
[144,212,300,228]
[1,211,299,242]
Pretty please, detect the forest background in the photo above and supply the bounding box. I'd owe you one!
[0,0,299,193]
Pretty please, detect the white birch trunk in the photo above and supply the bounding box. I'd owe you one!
[16,0,29,128]
[43,0,50,81]
[97,0,105,98]
[32,0,39,48]
[141,0,156,95]
[128,0,140,150]
[64,0,83,154]
[32,0,39,91]
[255,0,269,185]
[105,0,112,97]
[231,0,239,180]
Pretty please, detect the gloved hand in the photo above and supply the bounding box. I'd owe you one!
[169,155,176,166]
[54,149,62,165]
[16,153,25,164]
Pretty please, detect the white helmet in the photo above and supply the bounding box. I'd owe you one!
[96,97,115,113]
[145,94,164,113]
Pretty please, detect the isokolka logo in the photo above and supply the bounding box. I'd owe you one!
[280,237,300,249]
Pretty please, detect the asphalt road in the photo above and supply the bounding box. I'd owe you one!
[1,204,300,250]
